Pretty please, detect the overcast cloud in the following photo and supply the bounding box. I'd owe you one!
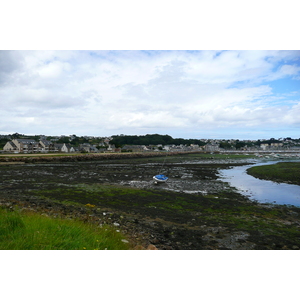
[0,50,299,139]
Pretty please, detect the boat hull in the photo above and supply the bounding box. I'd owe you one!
[153,174,168,183]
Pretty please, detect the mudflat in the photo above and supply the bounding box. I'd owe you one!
[1,153,300,250]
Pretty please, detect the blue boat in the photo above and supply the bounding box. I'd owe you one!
[153,174,168,183]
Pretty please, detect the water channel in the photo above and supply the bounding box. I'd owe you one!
[218,160,300,207]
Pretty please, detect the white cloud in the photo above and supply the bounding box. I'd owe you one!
[37,61,71,79]
[0,50,299,138]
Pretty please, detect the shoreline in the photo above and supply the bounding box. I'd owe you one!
[2,187,300,250]
[1,153,300,249]
[0,151,201,164]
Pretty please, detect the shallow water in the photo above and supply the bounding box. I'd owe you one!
[218,160,300,206]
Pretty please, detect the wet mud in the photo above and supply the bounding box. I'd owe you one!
[1,154,300,250]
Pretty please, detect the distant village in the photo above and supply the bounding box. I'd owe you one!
[0,133,300,154]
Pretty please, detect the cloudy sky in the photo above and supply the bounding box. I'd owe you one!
[1,50,299,139]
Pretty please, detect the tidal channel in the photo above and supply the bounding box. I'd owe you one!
[218,160,300,206]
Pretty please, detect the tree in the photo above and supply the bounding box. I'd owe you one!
[236,141,246,149]
[111,134,207,147]
[0,138,10,150]
[219,142,232,149]
[57,137,70,144]
[11,132,21,139]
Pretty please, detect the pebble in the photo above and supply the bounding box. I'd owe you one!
[147,244,158,250]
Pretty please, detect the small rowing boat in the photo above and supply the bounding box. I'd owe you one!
[153,174,168,184]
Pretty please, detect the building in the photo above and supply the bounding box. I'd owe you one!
[61,143,75,153]
[204,143,220,152]
[260,143,269,150]
[3,139,40,153]
[3,139,76,153]
[3,141,18,152]
[39,140,55,152]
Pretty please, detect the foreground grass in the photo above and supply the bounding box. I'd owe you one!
[247,162,300,185]
[0,207,130,250]
[27,183,300,248]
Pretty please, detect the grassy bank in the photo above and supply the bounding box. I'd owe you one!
[25,183,300,249]
[0,207,130,250]
[2,182,300,249]
[247,162,300,185]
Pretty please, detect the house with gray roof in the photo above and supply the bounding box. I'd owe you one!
[3,141,18,152]
[3,139,40,153]
[39,140,55,152]
[61,143,75,153]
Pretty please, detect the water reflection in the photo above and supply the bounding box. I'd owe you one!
[219,161,300,206]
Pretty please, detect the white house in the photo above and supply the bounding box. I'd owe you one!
[204,143,220,152]
[260,143,269,150]
[61,143,75,153]
[3,141,18,152]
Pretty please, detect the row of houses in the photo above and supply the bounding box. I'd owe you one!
[121,144,202,152]
[2,138,204,154]
[259,143,284,151]
[3,138,292,154]
[3,139,77,153]
[2,139,121,154]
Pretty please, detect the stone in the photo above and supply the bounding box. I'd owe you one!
[147,244,158,250]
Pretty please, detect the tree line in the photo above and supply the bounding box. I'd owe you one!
[111,134,206,147]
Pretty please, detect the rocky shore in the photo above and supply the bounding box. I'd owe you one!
[1,153,300,250]
[0,196,158,250]
[2,189,300,250]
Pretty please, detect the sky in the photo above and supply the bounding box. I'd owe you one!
[1,1,299,141]
[1,50,299,140]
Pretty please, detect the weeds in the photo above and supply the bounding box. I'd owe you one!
[0,207,130,250]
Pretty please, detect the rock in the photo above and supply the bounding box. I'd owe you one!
[147,244,158,250]
[134,245,146,250]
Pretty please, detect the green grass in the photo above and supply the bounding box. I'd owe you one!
[189,153,256,159]
[112,153,256,165]
[29,183,158,208]
[0,207,130,250]
[247,162,300,185]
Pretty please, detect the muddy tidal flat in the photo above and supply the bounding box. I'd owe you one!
[1,153,300,250]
